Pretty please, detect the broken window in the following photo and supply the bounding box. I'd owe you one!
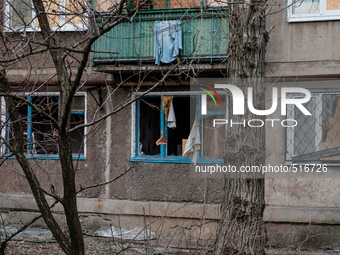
[2,93,86,159]
[139,97,161,155]
[286,92,340,163]
[70,96,85,155]
[133,94,226,163]
[31,96,59,155]
[201,96,226,158]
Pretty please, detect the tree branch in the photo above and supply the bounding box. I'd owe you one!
[68,59,183,134]
[39,187,64,204]
[0,92,59,129]
[0,200,59,255]
[77,165,134,194]
[0,48,51,64]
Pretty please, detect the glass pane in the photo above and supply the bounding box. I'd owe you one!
[65,0,84,25]
[206,94,225,112]
[293,97,317,156]
[70,113,84,154]
[12,0,32,27]
[44,0,60,27]
[152,0,166,9]
[34,0,61,28]
[202,95,226,157]
[169,0,201,8]
[202,114,225,158]
[292,0,320,14]
[327,0,340,10]
[320,94,340,150]
[71,96,85,111]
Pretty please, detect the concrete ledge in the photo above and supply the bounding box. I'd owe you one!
[3,194,340,225]
[0,193,219,246]
[94,63,227,73]
[0,193,220,220]
[264,206,340,224]
[266,60,340,77]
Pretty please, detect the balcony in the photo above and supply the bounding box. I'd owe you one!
[92,8,229,66]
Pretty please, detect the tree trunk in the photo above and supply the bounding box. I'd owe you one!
[0,70,73,255]
[58,127,85,255]
[215,0,268,254]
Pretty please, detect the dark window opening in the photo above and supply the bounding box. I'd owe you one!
[8,99,28,152]
[5,95,86,157]
[70,113,85,154]
[31,96,59,154]
[139,97,161,155]
[167,97,195,156]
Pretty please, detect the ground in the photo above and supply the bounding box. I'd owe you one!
[1,226,340,254]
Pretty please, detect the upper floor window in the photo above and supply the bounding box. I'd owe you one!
[1,92,86,159]
[288,0,340,22]
[131,92,226,163]
[5,0,87,32]
[125,0,221,10]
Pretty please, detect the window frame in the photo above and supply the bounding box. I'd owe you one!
[5,0,88,32]
[287,0,340,22]
[131,91,227,163]
[0,92,87,160]
[286,91,340,164]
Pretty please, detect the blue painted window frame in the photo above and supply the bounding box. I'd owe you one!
[2,94,86,160]
[131,94,226,163]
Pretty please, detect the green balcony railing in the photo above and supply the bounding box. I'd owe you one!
[92,8,228,63]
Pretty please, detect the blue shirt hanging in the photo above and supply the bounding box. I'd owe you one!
[154,20,182,65]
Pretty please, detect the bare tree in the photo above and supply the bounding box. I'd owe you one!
[0,0,179,254]
[0,0,254,253]
[215,0,269,254]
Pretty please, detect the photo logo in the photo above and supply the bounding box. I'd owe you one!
[201,84,312,116]
[197,82,223,115]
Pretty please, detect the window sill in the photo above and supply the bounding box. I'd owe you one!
[4,24,87,33]
[131,156,191,163]
[2,154,86,160]
[131,156,224,164]
[288,15,340,23]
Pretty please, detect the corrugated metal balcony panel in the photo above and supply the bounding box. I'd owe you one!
[93,9,228,62]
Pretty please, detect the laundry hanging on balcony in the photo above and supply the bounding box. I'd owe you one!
[154,20,182,65]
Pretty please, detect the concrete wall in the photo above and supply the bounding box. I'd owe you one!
[264,8,340,247]
[0,88,107,198]
[101,88,224,203]
[266,0,340,77]
[264,79,340,249]
[2,1,340,249]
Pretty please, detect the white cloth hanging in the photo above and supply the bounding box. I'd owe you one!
[183,119,200,165]
[167,100,176,128]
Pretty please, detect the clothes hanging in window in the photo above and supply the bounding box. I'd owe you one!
[161,96,177,128]
[154,20,182,65]
[183,119,200,165]
[167,100,176,128]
